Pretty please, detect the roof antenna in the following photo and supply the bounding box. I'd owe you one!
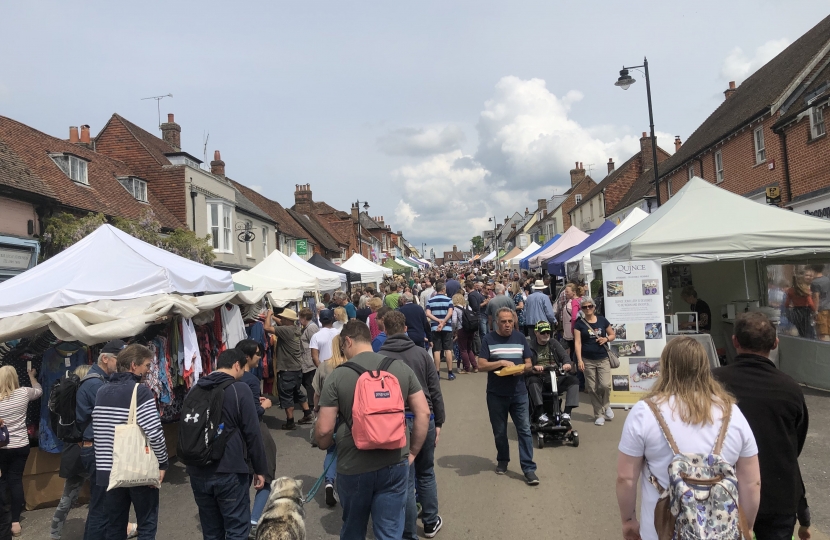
[202,131,210,167]
[586,163,595,175]
[140,93,173,130]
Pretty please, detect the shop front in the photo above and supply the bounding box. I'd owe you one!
[0,236,38,283]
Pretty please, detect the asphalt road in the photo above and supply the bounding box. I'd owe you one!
[18,372,830,539]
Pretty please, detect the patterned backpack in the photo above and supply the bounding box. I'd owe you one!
[645,399,751,540]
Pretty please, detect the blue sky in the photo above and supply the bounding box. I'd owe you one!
[2,1,827,253]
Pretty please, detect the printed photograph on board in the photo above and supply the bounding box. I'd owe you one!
[612,340,645,357]
[612,375,630,392]
[607,281,624,297]
[629,358,660,392]
[641,279,659,295]
[612,323,627,340]
[645,323,663,339]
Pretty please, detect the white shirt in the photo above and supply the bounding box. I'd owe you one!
[0,387,42,448]
[309,326,341,363]
[618,398,758,540]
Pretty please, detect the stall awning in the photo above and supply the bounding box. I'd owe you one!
[591,177,830,266]
[547,221,616,276]
[289,253,346,284]
[341,253,393,283]
[234,249,341,292]
[383,259,411,274]
[0,224,233,319]
[565,208,649,276]
[526,228,587,268]
[307,254,362,283]
[519,235,561,269]
[507,242,541,268]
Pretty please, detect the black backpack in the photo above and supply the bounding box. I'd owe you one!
[177,380,236,467]
[48,371,104,443]
[461,305,480,332]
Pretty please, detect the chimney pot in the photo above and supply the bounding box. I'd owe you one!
[607,158,615,174]
[729,81,736,90]
[674,136,682,152]
[724,81,737,100]
[80,125,91,144]
[642,132,647,138]
[69,126,79,144]
[160,113,182,151]
[210,150,226,177]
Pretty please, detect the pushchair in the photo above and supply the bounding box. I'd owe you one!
[528,365,579,448]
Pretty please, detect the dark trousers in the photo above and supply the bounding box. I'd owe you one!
[456,329,477,371]
[190,472,251,540]
[486,392,536,474]
[103,485,159,540]
[526,371,580,419]
[0,447,28,524]
[753,514,797,540]
[81,445,107,540]
[0,477,11,540]
[302,369,316,407]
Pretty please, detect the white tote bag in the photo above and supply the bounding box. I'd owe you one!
[107,384,160,490]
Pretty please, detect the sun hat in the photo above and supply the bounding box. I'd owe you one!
[532,279,546,290]
[278,308,299,321]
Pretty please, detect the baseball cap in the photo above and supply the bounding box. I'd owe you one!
[319,309,335,324]
[534,321,552,334]
[101,339,128,354]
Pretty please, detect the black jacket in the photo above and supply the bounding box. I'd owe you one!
[186,372,268,477]
[380,334,446,427]
[713,354,809,515]
[398,303,431,346]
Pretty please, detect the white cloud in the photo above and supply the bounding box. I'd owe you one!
[377,124,466,156]
[387,76,676,251]
[720,39,790,84]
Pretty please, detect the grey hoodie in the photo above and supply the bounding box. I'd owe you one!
[380,334,446,427]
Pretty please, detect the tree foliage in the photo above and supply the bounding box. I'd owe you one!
[471,235,484,253]
[40,210,216,265]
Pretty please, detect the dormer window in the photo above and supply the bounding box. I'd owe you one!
[117,177,148,202]
[50,153,89,184]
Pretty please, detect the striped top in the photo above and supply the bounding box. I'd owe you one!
[92,373,168,485]
[426,294,454,332]
[0,386,42,448]
[480,330,532,396]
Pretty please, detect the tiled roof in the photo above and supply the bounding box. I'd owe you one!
[0,138,55,199]
[659,14,830,177]
[110,114,176,166]
[609,168,657,214]
[286,208,342,252]
[225,178,275,223]
[229,180,307,239]
[359,213,383,229]
[0,116,183,229]
[775,60,830,127]
[314,201,350,219]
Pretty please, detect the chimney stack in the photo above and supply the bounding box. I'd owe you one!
[569,161,586,187]
[350,202,359,222]
[640,132,654,172]
[525,207,529,216]
[210,150,225,177]
[69,126,79,144]
[504,217,509,224]
[293,183,313,214]
[79,125,91,144]
[724,81,737,100]
[161,113,181,150]
[674,136,682,152]
[537,198,546,211]
[607,158,615,175]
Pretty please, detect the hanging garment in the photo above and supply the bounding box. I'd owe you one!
[246,321,267,379]
[181,318,203,386]
[221,304,247,349]
[38,345,87,453]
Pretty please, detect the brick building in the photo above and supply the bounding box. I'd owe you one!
[656,15,830,213]
[527,163,597,239]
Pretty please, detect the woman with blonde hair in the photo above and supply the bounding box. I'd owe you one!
[367,297,384,340]
[0,364,42,536]
[311,335,347,507]
[616,338,761,540]
[332,307,348,330]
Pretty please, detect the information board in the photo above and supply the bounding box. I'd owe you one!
[601,260,666,407]
[296,239,308,256]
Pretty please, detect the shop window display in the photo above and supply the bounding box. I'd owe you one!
[766,263,830,341]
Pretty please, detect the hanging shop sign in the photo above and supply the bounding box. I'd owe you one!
[296,239,308,256]
[601,260,667,407]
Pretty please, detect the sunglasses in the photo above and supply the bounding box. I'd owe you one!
[582,305,595,309]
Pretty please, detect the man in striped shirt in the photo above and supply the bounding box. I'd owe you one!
[93,344,168,539]
[477,307,539,485]
[426,281,455,380]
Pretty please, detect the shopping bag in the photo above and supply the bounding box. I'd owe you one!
[107,384,160,490]
[606,344,620,369]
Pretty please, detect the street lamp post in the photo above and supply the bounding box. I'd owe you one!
[421,242,426,259]
[488,216,498,269]
[615,57,661,207]
[355,199,370,257]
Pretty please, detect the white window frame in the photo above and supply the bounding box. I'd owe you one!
[206,200,234,253]
[50,154,89,184]
[244,220,253,257]
[687,164,695,181]
[262,227,268,257]
[117,177,148,202]
[715,150,724,183]
[754,127,766,164]
[810,106,825,139]
[667,178,673,198]
[575,194,582,204]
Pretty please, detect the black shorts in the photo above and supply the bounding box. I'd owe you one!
[431,331,453,352]
[277,370,306,409]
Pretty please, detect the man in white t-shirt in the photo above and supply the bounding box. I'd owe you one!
[617,397,759,540]
[309,309,341,366]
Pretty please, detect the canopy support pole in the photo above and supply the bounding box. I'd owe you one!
[743,260,750,299]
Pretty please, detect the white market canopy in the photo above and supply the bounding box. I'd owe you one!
[395,257,419,269]
[508,242,541,268]
[566,208,649,276]
[481,250,496,262]
[526,226,589,268]
[0,224,233,319]
[234,249,341,292]
[290,252,346,284]
[592,177,830,266]
[341,253,393,283]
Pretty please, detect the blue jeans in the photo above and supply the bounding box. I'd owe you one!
[479,316,489,337]
[486,392,536,473]
[51,474,86,538]
[250,485,270,526]
[324,444,337,485]
[103,485,159,540]
[190,472,251,540]
[81,446,107,540]
[405,419,437,540]
[337,459,409,540]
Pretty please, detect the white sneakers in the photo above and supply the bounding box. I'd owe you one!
[538,413,550,424]
[605,408,615,420]
[594,417,605,426]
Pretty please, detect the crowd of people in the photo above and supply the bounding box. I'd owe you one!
[0,262,815,540]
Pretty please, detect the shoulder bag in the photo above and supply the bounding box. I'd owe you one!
[108,384,161,490]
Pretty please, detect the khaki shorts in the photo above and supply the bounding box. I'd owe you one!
[816,310,830,336]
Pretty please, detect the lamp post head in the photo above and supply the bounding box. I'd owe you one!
[615,68,636,90]
[362,201,370,211]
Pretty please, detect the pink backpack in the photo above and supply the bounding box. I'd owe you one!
[341,357,407,450]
